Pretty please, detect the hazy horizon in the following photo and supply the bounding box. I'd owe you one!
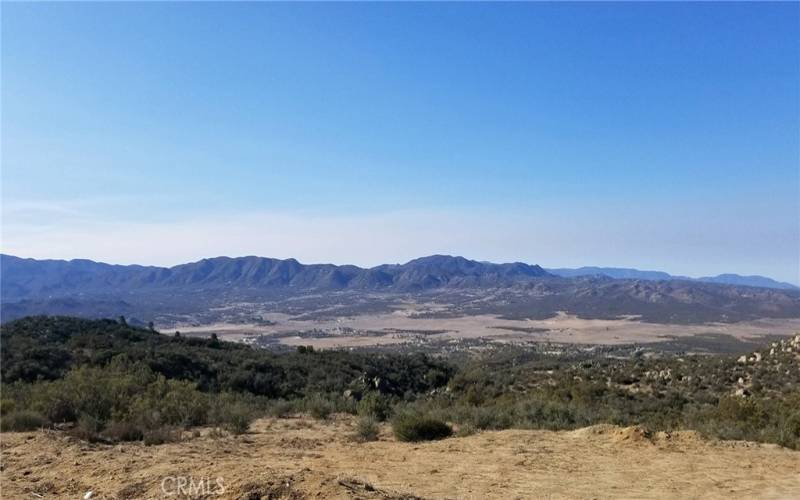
[2,3,798,284]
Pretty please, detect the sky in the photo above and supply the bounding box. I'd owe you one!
[2,2,799,284]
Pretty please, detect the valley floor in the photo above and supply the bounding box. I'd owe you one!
[2,416,799,499]
[176,312,800,351]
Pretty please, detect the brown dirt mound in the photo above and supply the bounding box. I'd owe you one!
[2,416,799,499]
[569,424,655,444]
[572,424,709,447]
[568,423,619,438]
[612,425,652,443]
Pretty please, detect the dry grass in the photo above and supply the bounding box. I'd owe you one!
[2,415,799,499]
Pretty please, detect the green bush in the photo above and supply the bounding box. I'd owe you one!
[780,412,800,448]
[266,399,296,418]
[222,403,254,435]
[305,394,335,420]
[0,411,49,432]
[357,392,392,421]
[0,399,15,416]
[41,394,78,424]
[468,405,515,430]
[355,416,380,442]
[392,412,452,442]
[71,414,104,442]
[785,412,800,438]
[0,358,268,443]
[207,393,259,434]
[128,377,210,428]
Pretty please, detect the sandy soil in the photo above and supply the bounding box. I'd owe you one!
[175,312,800,349]
[2,416,799,499]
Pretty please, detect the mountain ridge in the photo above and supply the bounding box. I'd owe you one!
[0,253,553,299]
[545,266,798,290]
[3,254,795,293]
[2,254,799,325]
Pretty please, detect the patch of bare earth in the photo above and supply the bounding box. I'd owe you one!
[2,416,799,499]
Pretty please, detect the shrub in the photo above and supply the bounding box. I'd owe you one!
[357,392,392,421]
[71,414,104,442]
[0,411,49,432]
[208,394,258,434]
[468,405,514,430]
[41,395,78,424]
[266,399,296,418]
[455,422,477,437]
[154,379,210,427]
[392,412,452,442]
[128,377,209,428]
[784,412,800,438]
[143,426,181,446]
[104,420,144,442]
[515,399,576,430]
[305,394,335,420]
[221,404,253,435]
[355,416,380,442]
[0,399,15,416]
[705,396,768,441]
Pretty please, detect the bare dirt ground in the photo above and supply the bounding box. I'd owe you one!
[3,416,799,499]
[175,311,800,350]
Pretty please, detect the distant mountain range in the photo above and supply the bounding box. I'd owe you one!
[2,254,799,325]
[546,267,799,291]
[0,254,551,300]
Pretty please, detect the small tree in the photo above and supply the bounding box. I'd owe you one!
[209,333,220,348]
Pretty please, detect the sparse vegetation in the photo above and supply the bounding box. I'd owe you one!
[354,416,380,442]
[0,410,49,432]
[305,394,336,420]
[142,426,182,446]
[0,316,450,443]
[2,316,799,450]
[356,391,392,421]
[405,335,800,449]
[209,397,255,434]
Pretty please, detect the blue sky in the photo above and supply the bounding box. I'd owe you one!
[2,3,798,283]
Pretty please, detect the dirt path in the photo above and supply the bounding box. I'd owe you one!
[2,417,799,499]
